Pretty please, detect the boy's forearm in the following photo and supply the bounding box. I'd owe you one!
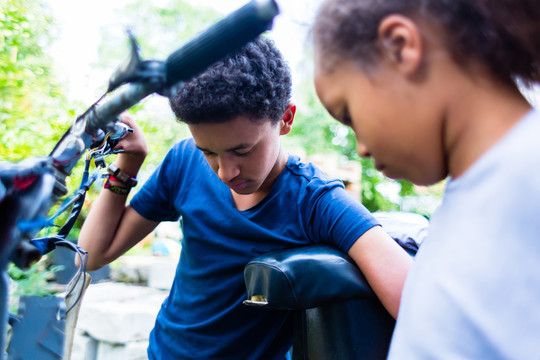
[78,190,130,270]
[114,152,145,179]
[78,153,145,270]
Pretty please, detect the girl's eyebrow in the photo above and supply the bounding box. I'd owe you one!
[328,109,339,120]
[321,102,338,120]
[322,98,342,122]
[324,104,346,124]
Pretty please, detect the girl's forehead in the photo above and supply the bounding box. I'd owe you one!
[314,62,358,106]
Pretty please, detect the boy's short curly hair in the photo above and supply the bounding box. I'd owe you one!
[169,37,292,124]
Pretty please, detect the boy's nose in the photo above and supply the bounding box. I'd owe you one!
[217,158,240,182]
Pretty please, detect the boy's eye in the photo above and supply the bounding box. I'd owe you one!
[203,151,217,157]
[234,150,252,157]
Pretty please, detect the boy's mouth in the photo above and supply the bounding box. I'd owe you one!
[228,181,248,191]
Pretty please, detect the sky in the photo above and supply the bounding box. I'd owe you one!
[47,0,321,103]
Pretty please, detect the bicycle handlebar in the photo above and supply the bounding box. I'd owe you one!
[165,0,278,86]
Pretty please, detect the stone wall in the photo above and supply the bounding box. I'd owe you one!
[72,255,179,360]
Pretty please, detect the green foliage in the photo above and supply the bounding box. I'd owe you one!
[0,0,213,241]
[286,84,340,155]
[96,0,220,65]
[0,0,92,241]
[0,0,74,161]
[92,0,221,176]
[8,261,62,314]
[8,262,62,297]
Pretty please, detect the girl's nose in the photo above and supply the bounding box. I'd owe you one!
[356,142,371,158]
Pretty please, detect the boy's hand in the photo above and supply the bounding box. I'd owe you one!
[113,112,148,176]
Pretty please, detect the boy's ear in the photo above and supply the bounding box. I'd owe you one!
[378,15,423,76]
[280,103,296,135]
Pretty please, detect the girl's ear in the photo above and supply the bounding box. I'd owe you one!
[378,15,423,76]
[280,103,296,135]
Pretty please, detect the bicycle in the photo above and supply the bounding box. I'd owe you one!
[0,1,279,358]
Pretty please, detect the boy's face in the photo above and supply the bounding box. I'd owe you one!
[189,115,289,195]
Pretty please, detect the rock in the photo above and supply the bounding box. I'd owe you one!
[109,256,156,284]
[147,257,178,290]
[76,282,168,344]
[95,340,149,360]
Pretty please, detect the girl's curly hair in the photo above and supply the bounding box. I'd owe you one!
[313,0,540,86]
[170,37,291,124]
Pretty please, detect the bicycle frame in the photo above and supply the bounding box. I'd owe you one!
[0,1,279,357]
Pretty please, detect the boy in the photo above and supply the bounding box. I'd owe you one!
[79,37,411,360]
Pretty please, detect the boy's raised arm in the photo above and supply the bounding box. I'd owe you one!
[77,114,158,271]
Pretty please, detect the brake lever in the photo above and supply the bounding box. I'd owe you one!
[107,30,166,93]
[107,30,142,92]
[105,122,134,152]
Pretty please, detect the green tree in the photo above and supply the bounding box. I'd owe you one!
[0,0,85,295]
[0,0,91,240]
[91,0,222,176]
[0,0,73,161]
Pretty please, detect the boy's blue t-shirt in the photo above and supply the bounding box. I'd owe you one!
[131,138,378,360]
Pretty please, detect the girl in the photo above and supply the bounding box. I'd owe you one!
[312,0,540,358]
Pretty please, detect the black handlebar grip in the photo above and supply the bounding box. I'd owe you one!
[164,0,279,87]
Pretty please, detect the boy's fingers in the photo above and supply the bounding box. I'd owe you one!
[119,112,135,125]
